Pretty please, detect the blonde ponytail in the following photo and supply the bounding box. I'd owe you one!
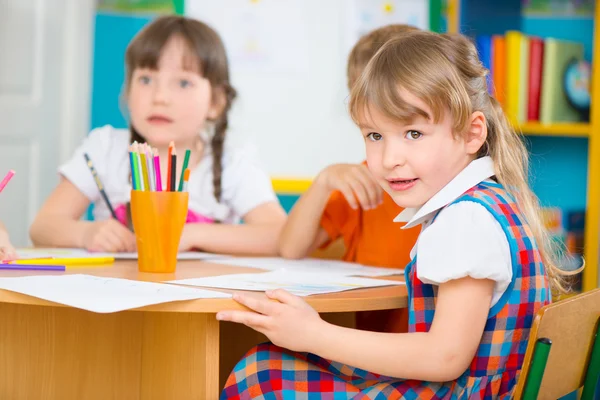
[485,95,570,294]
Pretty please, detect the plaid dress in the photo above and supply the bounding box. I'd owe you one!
[221,182,550,400]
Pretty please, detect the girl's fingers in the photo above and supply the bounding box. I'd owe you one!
[348,179,372,209]
[233,293,280,316]
[216,310,271,329]
[266,289,306,307]
[357,168,383,207]
[98,231,124,252]
[338,182,358,209]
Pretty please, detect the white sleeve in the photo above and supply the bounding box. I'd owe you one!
[58,126,115,201]
[416,201,513,294]
[220,144,278,218]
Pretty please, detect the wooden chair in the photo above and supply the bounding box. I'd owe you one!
[513,288,600,399]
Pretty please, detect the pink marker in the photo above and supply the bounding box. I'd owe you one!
[0,170,15,193]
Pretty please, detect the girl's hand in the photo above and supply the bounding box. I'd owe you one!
[0,243,17,261]
[178,224,196,252]
[82,219,136,252]
[316,164,383,210]
[217,289,324,353]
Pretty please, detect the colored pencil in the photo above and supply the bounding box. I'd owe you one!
[178,149,191,192]
[139,150,150,191]
[0,170,15,193]
[170,148,177,192]
[154,148,162,191]
[166,141,174,192]
[10,257,114,266]
[127,142,191,193]
[182,168,190,192]
[83,153,118,220]
[1,257,52,263]
[128,146,137,190]
[145,144,155,191]
[0,264,65,271]
[132,142,144,191]
[129,145,140,190]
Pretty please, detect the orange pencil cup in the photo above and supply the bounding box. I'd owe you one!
[130,190,189,273]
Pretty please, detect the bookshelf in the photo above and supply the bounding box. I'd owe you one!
[448,0,599,292]
[516,122,591,137]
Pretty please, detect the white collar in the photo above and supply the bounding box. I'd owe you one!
[394,156,495,229]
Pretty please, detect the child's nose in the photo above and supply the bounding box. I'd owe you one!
[382,142,406,169]
[152,82,171,105]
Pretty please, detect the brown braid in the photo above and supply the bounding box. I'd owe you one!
[211,84,237,201]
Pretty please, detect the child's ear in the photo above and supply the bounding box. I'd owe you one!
[207,86,227,120]
[465,111,488,155]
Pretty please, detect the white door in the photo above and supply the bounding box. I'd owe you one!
[0,0,95,246]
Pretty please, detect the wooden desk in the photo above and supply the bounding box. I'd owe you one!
[0,260,407,400]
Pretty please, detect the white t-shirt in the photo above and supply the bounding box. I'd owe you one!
[59,125,278,224]
[394,157,513,308]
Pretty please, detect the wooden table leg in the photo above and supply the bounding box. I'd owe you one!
[140,312,220,400]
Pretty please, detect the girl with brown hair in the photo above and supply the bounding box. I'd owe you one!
[31,16,286,255]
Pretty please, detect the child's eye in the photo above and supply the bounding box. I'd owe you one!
[179,79,192,88]
[405,130,422,140]
[366,132,382,142]
[138,76,151,85]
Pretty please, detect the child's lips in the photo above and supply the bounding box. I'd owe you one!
[147,115,173,124]
[387,178,418,191]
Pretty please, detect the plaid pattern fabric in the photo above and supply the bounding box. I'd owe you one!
[221,182,550,399]
[406,181,550,396]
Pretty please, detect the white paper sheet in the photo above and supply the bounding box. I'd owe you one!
[209,257,404,277]
[0,274,231,313]
[168,270,404,296]
[16,248,225,261]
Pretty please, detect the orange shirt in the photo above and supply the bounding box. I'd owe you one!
[320,190,420,269]
[319,188,420,333]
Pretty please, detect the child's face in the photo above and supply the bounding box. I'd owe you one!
[359,91,477,209]
[127,36,222,148]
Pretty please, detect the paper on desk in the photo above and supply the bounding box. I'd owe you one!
[208,257,404,277]
[167,270,404,297]
[17,248,226,261]
[0,274,231,313]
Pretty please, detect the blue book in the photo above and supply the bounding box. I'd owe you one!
[476,35,494,94]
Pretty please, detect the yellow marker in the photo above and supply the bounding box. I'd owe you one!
[10,257,115,266]
[383,1,394,13]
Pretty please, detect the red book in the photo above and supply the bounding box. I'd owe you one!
[528,37,544,121]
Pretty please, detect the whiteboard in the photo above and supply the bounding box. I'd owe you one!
[186,0,429,178]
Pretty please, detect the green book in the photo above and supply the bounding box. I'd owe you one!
[540,38,584,124]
